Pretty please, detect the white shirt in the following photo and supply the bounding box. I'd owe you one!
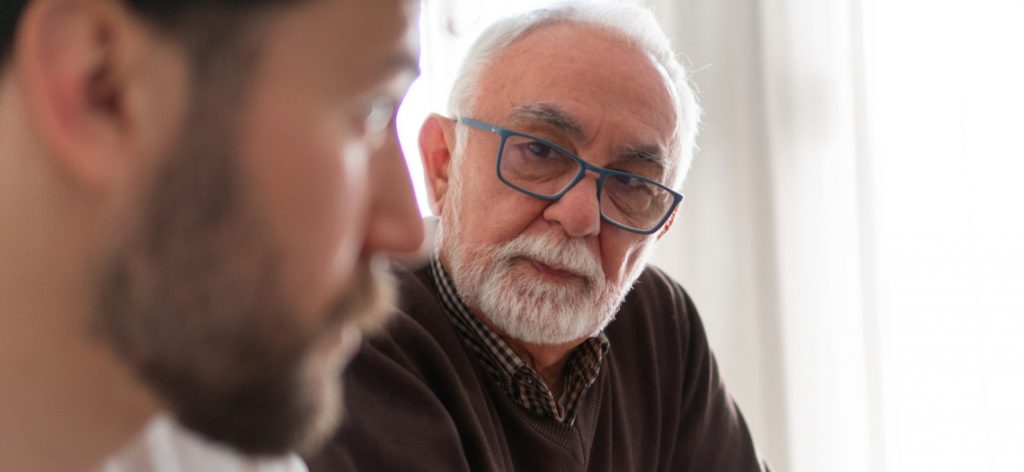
[102,414,308,472]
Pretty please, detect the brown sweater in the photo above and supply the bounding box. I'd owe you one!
[307,264,767,471]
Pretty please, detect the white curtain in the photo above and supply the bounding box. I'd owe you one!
[648,0,874,469]
[648,0,1024,471]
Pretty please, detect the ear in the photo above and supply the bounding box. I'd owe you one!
[15,0,181,192]
[418,113,457,215]
[656,202,681,240]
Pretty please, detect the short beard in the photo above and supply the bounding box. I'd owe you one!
[440,170,647,346]
[97,246,393,456]
[92,79,395,455]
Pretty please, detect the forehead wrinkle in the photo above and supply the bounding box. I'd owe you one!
[505,103,585,141]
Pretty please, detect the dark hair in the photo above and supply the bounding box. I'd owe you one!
[0,0,294,66]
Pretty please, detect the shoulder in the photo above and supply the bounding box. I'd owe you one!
[630,265,692,306]
[602,265,706,391]
[354,264,468,383]
[103,414,307,472]
[604,267,766,471]
[306,264,489,472]
[613,265,700,340]
[603,264,719,401]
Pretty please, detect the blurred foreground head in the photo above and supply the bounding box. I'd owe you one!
[0,0,422,467]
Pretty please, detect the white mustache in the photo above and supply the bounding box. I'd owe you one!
[493,232,603,285]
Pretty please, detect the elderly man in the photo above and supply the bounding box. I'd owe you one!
[0,0,421,470]
[309,2,767,471]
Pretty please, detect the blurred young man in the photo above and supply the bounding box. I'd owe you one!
[0,0,422,470]
[309,1,768,471]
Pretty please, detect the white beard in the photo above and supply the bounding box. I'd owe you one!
[437,146,655,345]
[441,211,649,345]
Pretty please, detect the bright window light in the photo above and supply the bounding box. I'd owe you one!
[862,1,1024,470]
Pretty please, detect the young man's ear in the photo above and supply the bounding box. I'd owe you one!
[16,0,186,192]
[418,113,458,215]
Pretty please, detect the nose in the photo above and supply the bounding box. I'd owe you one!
[362,126,425,256]
[541,173,602,239]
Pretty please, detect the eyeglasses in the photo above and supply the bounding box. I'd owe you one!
[459,117,683,235]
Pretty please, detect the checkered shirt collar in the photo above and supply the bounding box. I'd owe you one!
[429,255,609,423]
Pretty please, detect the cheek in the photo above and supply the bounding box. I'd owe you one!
[599,232,651,286]
[452,154,546,246]
[241,112,369,314]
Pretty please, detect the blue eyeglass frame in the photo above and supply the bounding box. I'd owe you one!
[458,116,684,235]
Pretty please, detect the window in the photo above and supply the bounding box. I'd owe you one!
[862,1,1024,470]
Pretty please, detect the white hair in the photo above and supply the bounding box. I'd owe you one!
[447,0,701,188]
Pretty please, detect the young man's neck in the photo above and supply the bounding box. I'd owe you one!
[0,236,160,471]
[0,301,160,471]
[0,77,160,471]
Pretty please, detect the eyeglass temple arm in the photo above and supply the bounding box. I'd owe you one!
[457,117,499,133]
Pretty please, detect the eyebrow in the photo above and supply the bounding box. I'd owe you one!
[507,102,669,170]
[616,144,669,169]
[506,103,586,141]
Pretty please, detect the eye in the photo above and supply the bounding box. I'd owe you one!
[611,174,647,188]
[526,141,555,158]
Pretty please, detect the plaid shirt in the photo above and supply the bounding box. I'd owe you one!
[429,256,609,423]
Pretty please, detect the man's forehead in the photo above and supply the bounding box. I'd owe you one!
[483,24,678,139]
[507,103,585,140]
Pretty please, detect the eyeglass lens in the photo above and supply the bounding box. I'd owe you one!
[500,134,674,232]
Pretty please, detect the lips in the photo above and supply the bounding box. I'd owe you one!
[525,258,584,280]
